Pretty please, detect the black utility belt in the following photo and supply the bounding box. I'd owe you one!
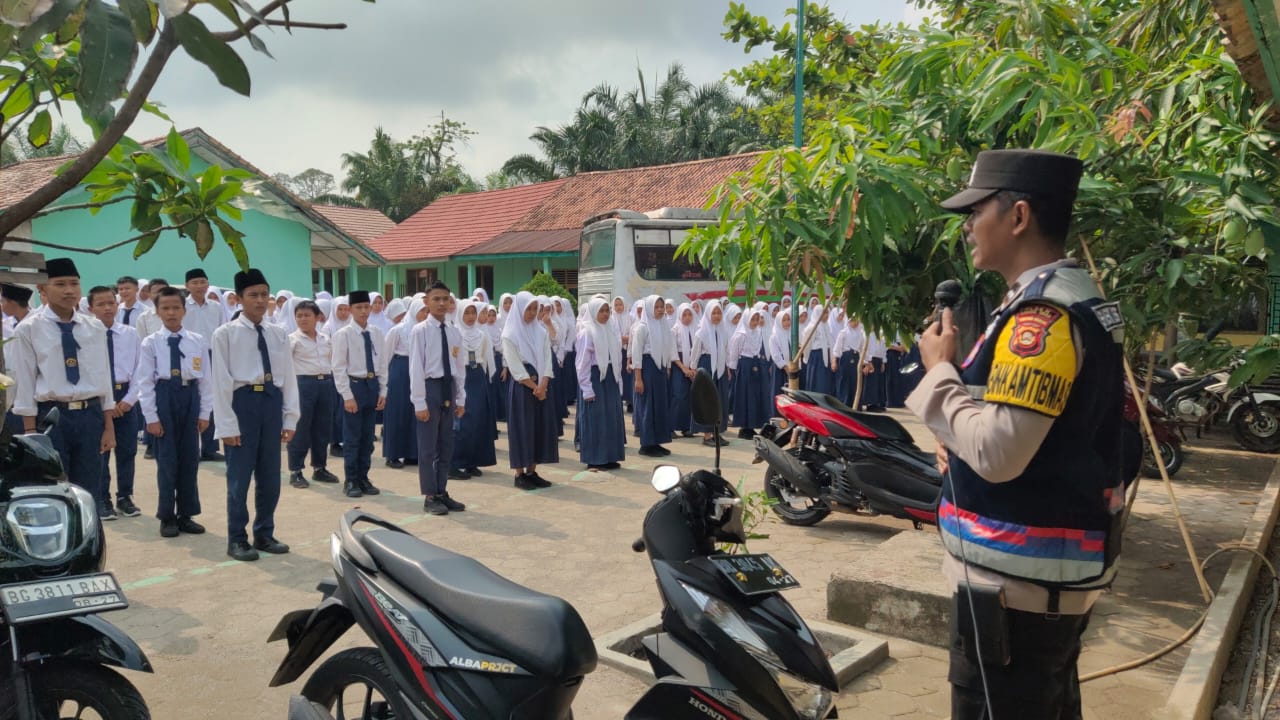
[235,383,278,393]
[298,374,334,381]
[39,397,102,411]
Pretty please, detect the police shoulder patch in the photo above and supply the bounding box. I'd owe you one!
[985,303,1076,417]
[1092,301,1124,332]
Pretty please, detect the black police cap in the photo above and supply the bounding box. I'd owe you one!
[940,149,1084,212]
[234,268,269,296]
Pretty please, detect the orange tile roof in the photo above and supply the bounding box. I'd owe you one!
[510,152,765,232]
[311,204,395,244]
[0,155,76,209]
[364,179,568,262]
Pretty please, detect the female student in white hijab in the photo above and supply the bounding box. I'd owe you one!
[800,304,836,395]
[860,329,888,412]
[729,307,771,439]
[550,297,575,428]
[450,299,498,477]
[629,295,674,457]
[669,303,698,438]
[502,292,557,490]
[690,299,730,446]
[833,316,866,407]
[480,305,507,424]
[382,298,426,468]
[767,308,793,415]
[367,292,394,334]
[324,295,351,455]
[612,296,635,411]
[576,297,625,471]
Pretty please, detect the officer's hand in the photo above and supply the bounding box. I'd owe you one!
[920,307,958,372]
[375,396,386,412]
[416,409,431,423]
[344,398,357,413]
[147,422,164,438]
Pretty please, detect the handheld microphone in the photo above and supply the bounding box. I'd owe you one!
[933,280,963,322]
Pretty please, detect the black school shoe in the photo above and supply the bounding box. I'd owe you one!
[438,494,466,512]
[329,443,343,457]
[116,496,141,517]
[160,520,179,538]
[143,445,156,460]
[638,446,663,457]
[423,496,449,515]
[254,537,290,554]
[227,542,259,562]
[358,478,380,496]
[385,459,404,469]
[447,468,471,480]
[289,471,309,489]
[466,467,483,476]
[514,474,540,491]
[312,468,340,484]
[603,462,622,470]
[200,451,225,462]
[529,472,552,488]
[344,482,363,498]
[177,518,205,534]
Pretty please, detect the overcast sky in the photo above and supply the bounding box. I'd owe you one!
[102,1,927,187]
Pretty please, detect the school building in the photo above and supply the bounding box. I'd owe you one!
[363,153,763,300]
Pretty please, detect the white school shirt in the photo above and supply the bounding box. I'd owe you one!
[135,328,213,425]
[10,305,113,416]
[289,329,333,377]
[331,322,388,402]
[409,316,466,412]
[182,297,224,349]
[502,335,554,383]
[116,302,143,327]
[106,322,142,406]
[209,315,301,437]
[384,322,414,358]
[134,308,163,340]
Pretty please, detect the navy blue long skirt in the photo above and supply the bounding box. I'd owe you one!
[623,359,634,411]
[492,350,507,423]
[862,357,887,409]
[690,354,730,433]
[770,363,787,415]
[452,363,497,470]
[886,348,907,408]
[803,348,835,396]
[732,355,769,430]
[580,365,625,466]
[901,345,925,398]
[563,350,576,407]
[382,355,416,461]
[553,354,571,420]
[669,365,692,433]
[508,363,559,469]
[633,356,673,447]
[834,350,861,406]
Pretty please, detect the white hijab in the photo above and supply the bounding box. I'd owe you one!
[802,304,833,364]
[635,294,672,369]
[323,295,350,335]
[768,310,793,368]
[694,299,728,378]
[368,292,393,333]
[737,308,766,357]
[456,300,491,373]
[586,297,622,383]
[673,303,695,361]
[502,291,548,376]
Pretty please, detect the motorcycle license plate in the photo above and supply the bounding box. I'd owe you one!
[710,554,800,596]
[0,572,128,625]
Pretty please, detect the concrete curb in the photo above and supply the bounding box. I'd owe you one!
[1163,457,1280,720]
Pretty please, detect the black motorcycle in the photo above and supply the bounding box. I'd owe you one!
[269,369,840,719]
[0,410,152,720]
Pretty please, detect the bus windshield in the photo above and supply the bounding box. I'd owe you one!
[632,228,712,281]
[581,226,616,270]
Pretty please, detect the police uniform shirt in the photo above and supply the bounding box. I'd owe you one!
[289,328,333,377]
[408,315,465,413]
[107,323,142,407]
[135,329,214,426]
[182,296,224,346]
[906,258,1097,614]
[10,305,113,416]
[209,315,301,438]
[331,322,388,402]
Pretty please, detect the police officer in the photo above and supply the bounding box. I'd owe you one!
[908,150,1126,719]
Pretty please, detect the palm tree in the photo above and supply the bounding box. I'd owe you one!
[501,63,771,181]
[338,123,476,222]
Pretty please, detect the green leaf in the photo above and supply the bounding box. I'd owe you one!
[1246,229,1265,257]
[132,230,159,259]
[76,0,139,119]
[16,0,81,47]
[165,126,191,170]
[1164,258,1184,288]
[1,81,33,120]
[172,12,251,96]
[212,217,249,270]
[193,220,215,259]
[116,0,155,44]
[25,108,51,147]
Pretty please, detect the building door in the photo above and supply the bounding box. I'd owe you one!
[407,267,437,294]
[476,265,495,299]
[457,266,469,295]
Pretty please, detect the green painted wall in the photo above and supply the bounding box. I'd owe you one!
[384,256,577,299]
[30,159,313,295]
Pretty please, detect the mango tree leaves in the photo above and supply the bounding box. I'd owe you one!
[171,11,249,95]
[76,0,137,121]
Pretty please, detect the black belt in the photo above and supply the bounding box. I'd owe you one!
[299,374,333,381]
[39,397,102,411]
[235,383,275,393]
[425,378,454,407]
[351,375,378,383]
[160,377,194,387]
[113,382,130,391]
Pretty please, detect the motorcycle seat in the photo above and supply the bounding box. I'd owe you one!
[786,389,913,442]
[359,529,598,679]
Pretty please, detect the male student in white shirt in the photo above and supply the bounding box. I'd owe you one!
[88,285,143,520]
[287,299,340,488]
[331,290,386,498]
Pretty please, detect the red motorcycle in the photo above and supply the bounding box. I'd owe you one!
[1125,380,1184,478]
[754,389,942,528]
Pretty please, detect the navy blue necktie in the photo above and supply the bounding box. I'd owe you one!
[57,321,79,384]
[122,307,133,325]
[106,329,116,384]
[440,323,452,380]
[168,335,182,378]
[256,324,272,380]
[362,330,374,377]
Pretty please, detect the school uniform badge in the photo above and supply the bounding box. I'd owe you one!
[191,356,202,372]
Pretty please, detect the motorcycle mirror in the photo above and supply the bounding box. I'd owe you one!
[38,407,59,435]
[690,369,722,429]
[651,465,681,493]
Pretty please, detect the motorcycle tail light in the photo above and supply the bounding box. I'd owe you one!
[6,496,70,560]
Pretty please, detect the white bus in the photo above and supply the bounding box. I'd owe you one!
[577,207,728,304]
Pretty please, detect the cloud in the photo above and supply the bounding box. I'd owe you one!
[97,0,912,185]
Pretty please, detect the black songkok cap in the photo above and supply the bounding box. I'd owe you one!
[1,284,32,303]
[44,257,78,279]
[234,268,269,296]
[940,149,1084,212]
[185,268,208,282]
[348,290,371,305]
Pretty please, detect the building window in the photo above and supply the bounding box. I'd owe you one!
[551,268,578,294]
[407,267,437,294]
[457,266,468,295]
[476,265,495,299]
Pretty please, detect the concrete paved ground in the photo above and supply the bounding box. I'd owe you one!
[92,409,1274,719]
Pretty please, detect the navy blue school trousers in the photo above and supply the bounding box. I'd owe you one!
[225,384,283,545]
[343,377,379,483]
[153,380,200,521]
[415,378,455,496]
[101,383,139,500]
[40,399,106,505]
[288,375,335,472]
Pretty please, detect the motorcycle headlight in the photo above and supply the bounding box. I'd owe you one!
[6,496,70,560]
[679,582,833,720]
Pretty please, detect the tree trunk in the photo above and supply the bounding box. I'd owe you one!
[851,335,870,410]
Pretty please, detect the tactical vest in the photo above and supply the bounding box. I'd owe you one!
[941,264,1127,590]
